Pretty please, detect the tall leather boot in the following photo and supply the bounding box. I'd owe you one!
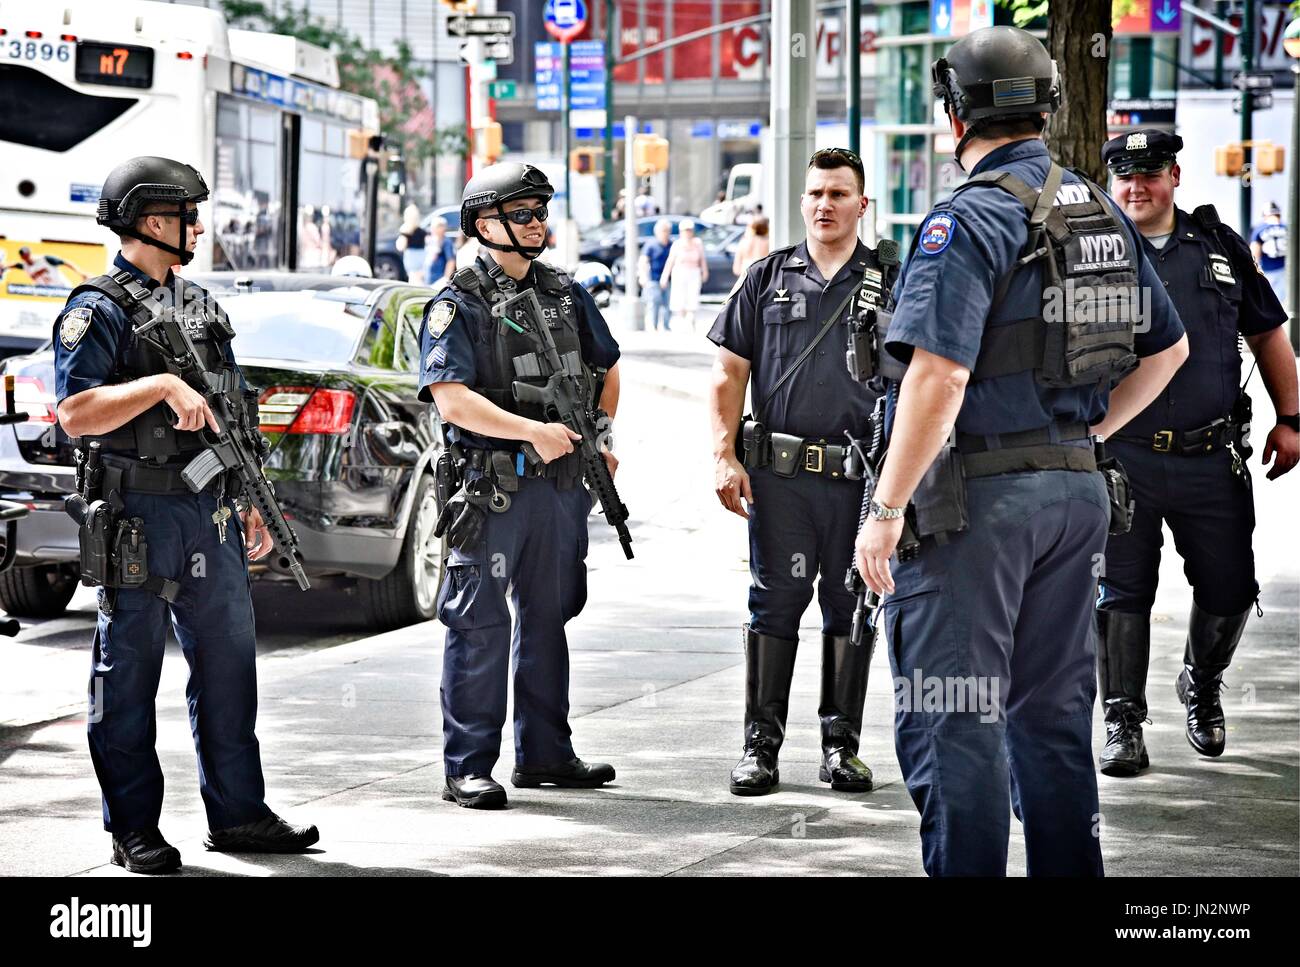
[817,633,873,792]
[1096,610,1152,777]
[1176,603,1251,758]
[730,625,798,796]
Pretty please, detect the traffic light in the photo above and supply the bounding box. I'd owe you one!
[475,121,502,162]
[1215,144,1245,177]
[1256,142,1285,176]
[633,135,669,177]
[570,147,601,174]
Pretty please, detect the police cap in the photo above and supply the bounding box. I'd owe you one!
[1102,129,1183,176]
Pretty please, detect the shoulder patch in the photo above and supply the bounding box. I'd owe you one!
[428,300,457,339]
[918,213,956,256]
[59,306,93,350]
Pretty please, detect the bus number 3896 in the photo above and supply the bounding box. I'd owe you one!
[4,40,71,62]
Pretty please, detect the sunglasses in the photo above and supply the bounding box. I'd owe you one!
[483,205,549,226]
[152,208,200,225]
[809,147,864,172]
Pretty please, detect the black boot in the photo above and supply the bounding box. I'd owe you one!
[1176,603,1250,758]
[730,625,797,796]
[1096,610,1151,777]
[817,633,873,792]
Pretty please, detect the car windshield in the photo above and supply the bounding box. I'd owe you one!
[222,292,371,363]
[699,225,738,250]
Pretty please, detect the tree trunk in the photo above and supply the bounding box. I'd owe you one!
[1043,0,1112,184]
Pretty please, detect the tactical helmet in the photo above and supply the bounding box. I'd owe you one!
[932,26,1061,165]
[460,162,554,259]
[97,156,209,265]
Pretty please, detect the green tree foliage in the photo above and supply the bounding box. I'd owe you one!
[219,1,448,169]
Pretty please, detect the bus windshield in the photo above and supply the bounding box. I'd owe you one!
[0,64,137,152]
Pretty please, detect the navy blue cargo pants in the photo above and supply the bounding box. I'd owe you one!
[88,487,271,834]
[882,469,1110,876]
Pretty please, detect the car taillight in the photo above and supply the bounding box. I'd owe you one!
[258,386,355,435]
[10,376,57,424]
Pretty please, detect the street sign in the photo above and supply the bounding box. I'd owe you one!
[461,37,512,65]
[1232,92,1274,113]
[535,40,604,112]
[543,0,588,43]
[1232,72,1275,92]
[446,14,515,38]
[1115,0,1181,35]
[489,80,517,99]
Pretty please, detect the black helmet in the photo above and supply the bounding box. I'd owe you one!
[460,162,554,259]
[932,26,1061,164]
[97,156,209,265]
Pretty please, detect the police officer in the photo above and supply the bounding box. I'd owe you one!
[54,157,318,874]
[1095,131,1297,776]
[709,148,897,796]
[419,162,621,809]
[855,27,1190,876]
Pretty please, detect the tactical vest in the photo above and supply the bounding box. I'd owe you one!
[448,257,600,423]
[882,163,1140,389]
[67,270,239,462]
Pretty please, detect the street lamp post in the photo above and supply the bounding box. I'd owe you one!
[1284,18,1300,350]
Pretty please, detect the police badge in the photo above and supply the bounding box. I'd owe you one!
[428,301,457,339]
[59,306,93,350]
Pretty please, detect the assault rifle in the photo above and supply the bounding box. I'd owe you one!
[492,288,634,560]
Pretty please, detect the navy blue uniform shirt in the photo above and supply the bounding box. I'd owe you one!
[707,239,881,439]
[885,139,1185,436]
[417,256,621,450]
[1124,207,1285,436]
[55,252,244,405]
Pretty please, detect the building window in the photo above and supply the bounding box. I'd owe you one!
[214,95,284,270]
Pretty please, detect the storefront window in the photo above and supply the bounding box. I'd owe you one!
[297,117,364,271]
[885,133,929,232]
[214,95,284,270]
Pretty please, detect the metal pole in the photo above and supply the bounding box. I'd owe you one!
[848,0,861,156]
[604,0,615,220]
[770,0,816,249]
[564,39,572,228]
[624,114,641,331]
[1289,64,1299,350]
[1240,0,1255,233]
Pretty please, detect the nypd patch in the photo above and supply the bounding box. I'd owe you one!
[59,306,93,350]
[918,213,956,256]
[428,300,457,339]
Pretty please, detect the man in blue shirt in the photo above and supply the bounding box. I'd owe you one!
[639,219,673,331]
[854,27,1189,876]
[1095,131,1296,777]
[54,156,318,873]
[1250,202,1288,306]
[419,162,622,808]
[423,219,458,286]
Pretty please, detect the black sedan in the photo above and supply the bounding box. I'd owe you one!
[0,273,448,629]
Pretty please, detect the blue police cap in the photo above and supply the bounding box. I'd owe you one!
[1102,129,1183,176]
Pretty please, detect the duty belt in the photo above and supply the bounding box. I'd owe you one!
[748,431,855,479]
[956,421,1097,477]
[1117,419,1233,456]
[99,454,223,496]
[464,446,581,485]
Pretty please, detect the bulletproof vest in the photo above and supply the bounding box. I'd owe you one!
[953,162,1140,389]
[878,165,1144,389]
[448,258,595,422]
[67,270,237,462]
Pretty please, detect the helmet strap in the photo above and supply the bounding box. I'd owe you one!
[118,225,194,266]
[479,217,547,260]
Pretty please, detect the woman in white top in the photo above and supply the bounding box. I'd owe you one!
[662,222,708,332]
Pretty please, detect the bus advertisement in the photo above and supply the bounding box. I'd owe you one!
[0,0,382,355]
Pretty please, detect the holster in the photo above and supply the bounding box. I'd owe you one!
[434,446,463,512]
[1095,439,1135,536]
[1230,391,1253,460]
[739,417,768,469]
[910,435,969,539]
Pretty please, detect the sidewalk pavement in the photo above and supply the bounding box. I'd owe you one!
[0,334,1295,877]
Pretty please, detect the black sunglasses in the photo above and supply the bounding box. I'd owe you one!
[809,147,864,172]
[153,208,200,225]
[483,204,549,226]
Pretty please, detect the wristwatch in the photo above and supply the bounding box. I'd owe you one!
[1277,414,1300,433]
[869,499,906,521]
